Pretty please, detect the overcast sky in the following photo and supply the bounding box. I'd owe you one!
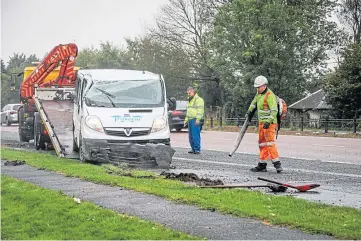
[1,0,168,64]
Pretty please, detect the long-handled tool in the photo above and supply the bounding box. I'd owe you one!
[229,109,256,157]
[258,177,320,192]
[199,183,288,192]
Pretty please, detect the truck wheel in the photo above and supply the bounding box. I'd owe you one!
[6,118,11,126]
[19,128,27,142]
[34,113,46,150]
[18,106,30,142]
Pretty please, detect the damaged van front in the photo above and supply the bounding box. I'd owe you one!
[72,69,176,168]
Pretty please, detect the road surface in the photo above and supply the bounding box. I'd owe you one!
[3,126,361,165]
[2,125,361,209]
[171,130,361,165]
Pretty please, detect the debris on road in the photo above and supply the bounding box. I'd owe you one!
[199,183,288,192]
[258,177,320,192]
[161,171,224,186]
[4,160,26,166]
[199,176,320,193]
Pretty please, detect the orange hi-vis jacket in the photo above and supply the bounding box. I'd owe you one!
[248,88,278,124]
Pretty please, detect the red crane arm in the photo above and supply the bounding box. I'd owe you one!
[20,43,78,102]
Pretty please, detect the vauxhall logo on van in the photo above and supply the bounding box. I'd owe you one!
[124,128,132,137]
[111,114,142,122]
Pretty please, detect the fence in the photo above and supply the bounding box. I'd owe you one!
[203,117,361,134]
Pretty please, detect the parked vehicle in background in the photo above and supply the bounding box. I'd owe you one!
[168,100,205,132]
[168,100,188,131]
[1,104,21,126]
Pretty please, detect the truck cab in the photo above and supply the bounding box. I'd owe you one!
[72,69,176,167]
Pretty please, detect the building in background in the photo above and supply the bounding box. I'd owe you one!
[288,89,334,120]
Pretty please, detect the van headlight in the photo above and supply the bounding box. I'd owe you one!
[85,116,104,133]
[151,116,167,133]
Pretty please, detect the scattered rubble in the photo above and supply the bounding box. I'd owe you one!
[4,160,26,166]
[160,171,224,186]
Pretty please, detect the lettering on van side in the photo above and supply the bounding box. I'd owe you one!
[111,114,142,122]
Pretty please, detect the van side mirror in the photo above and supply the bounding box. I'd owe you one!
[167,97,176,111]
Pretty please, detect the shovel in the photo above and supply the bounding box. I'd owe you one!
[258,177,320,192]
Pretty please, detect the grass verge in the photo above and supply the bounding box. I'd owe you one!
[1,175,200,240]
[2,148,361,239]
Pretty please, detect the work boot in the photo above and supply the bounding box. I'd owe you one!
[273,161,283,173]
[250,162,267,172]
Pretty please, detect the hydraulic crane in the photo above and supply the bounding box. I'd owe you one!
[17,43,78,144]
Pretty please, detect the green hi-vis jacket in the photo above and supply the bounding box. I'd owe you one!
[248,88,278,124]
[185,93,205,123]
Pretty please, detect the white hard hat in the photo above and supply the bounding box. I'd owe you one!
[254,75,268,87]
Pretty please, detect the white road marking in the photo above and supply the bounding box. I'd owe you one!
[172,146,360,164]
[321,160,355,164]
[173,157,361,178]
[312,144,346,148]
[211,137,236,141]
[173,146,322,161]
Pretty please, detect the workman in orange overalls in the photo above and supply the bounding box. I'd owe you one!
[246,76,283,173]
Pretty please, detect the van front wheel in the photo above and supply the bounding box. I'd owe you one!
[79,145,86,162]
[72,128,79,152]
[78,134,87,162]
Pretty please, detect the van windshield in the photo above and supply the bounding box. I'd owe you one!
[84,79,164,108]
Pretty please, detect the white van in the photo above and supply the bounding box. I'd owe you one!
[72,69,176,168]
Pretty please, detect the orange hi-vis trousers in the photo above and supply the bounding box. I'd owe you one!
[258,123,279,162]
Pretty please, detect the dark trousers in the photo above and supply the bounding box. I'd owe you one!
[188,119,201,152]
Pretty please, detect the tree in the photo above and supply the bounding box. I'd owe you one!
[210,0,340,117]
[75,46,100,68]
[1,59,6,74]
[6,53,26,71]
[75,41,133,69]
[324,44,361,118]
[149,0,226,106]
[126,36,193,99]
[338,0,361,44]
[1,53,40,107]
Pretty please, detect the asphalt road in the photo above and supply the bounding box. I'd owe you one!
[1,125,361,209]
[171,129,361,165]
[3,125,361,165]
